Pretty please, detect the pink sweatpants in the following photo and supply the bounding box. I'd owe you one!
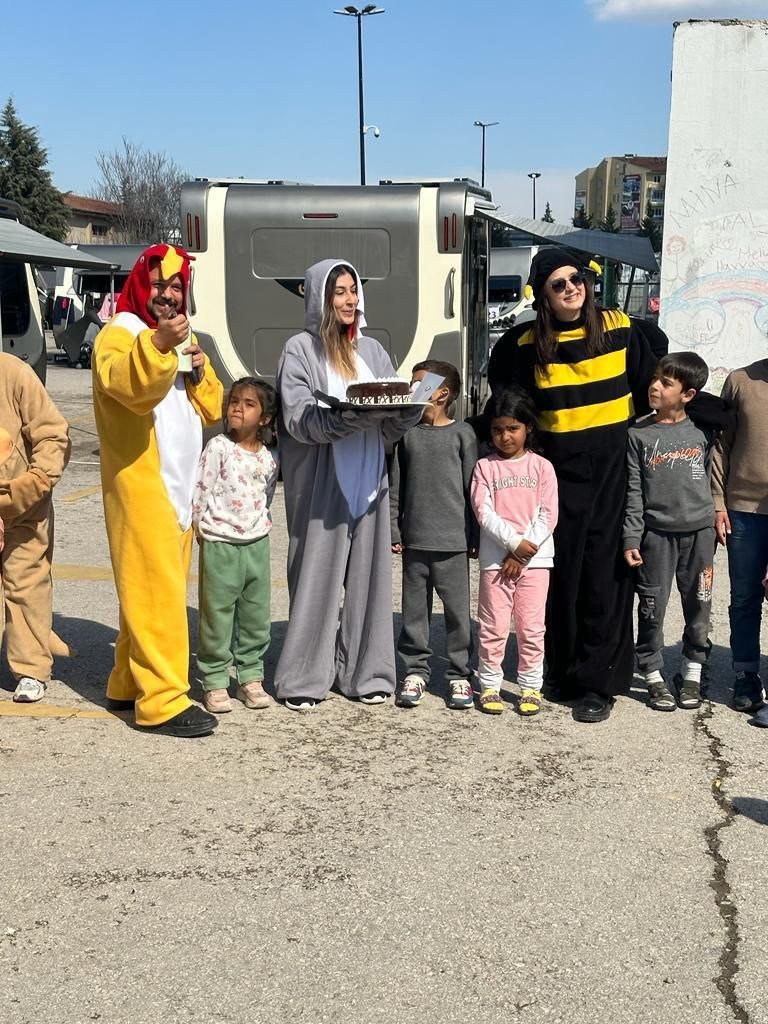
[477,567,550,690]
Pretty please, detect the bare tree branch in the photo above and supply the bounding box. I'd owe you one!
[91,138,188,244]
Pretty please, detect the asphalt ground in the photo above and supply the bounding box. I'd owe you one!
[1,354,767,1024]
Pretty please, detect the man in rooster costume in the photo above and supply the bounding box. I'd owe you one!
[93,244,223,737]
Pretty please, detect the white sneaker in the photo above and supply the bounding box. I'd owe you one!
[13,677,47,703]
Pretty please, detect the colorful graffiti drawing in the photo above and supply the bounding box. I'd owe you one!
[661,268,768,390]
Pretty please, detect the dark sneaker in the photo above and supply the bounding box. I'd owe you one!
[647,680,676,712]
[136,705,217,737]
[674,673,701,710]
[359,691,389,705]
[748,705,768,728]
[733,672,764,713]
[397,676,426,708]
[285,696,317,712]
[105,697,136,711]
[448,679,474,710]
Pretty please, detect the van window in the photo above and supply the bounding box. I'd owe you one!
[0,263,31,335]
[489,275,522,304]
[251,228,391,279]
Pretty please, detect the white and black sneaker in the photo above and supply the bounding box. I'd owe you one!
[13,677,47,703]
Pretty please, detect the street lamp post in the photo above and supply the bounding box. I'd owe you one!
[528,172,541,219]
[473,120,499,188]
[334,5,385,186]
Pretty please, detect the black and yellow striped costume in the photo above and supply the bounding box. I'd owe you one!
[496,310,654,455]
[488,309,658,698]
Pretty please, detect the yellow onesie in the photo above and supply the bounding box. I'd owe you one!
[93,311,222,726]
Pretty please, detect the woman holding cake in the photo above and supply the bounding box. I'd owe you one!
[274,259,422,710]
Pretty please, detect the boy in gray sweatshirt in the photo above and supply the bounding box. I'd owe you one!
[623,352,716,712]
[390,361,478,710]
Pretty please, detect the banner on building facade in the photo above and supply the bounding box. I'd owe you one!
[621,175,641,230]
[574,190,587,221]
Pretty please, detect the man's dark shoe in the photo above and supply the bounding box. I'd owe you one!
[135,705,218,737]
[573,690,613,723]
[733,672,764,713]
[105,698,135,712]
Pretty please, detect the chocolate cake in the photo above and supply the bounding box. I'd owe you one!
[346,377,412,405]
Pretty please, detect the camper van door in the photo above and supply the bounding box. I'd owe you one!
[0,260,46,382]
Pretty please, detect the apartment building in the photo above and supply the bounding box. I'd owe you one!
[574,155,666,230]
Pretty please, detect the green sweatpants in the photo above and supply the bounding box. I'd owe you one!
[197,535,271,691]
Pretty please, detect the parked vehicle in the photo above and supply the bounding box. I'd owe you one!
[0,199,46,381]
[52,244,143,367]
[181,178,494,416]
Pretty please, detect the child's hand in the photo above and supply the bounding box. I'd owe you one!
[391,543,402,554]
[624,548,643,567]
[499,554,522,581]
[514,539,538,563]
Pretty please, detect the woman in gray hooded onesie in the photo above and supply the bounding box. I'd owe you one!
[275,260,420,710]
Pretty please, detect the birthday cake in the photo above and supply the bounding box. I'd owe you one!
[345,377,412,405]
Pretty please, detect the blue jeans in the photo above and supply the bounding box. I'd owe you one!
[727,510,768,672]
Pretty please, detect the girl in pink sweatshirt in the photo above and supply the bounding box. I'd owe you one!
[470,389,558,715]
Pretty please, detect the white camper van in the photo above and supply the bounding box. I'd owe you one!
[180,178,494,415]
[0,199,46,381]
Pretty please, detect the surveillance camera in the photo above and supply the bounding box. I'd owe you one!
[373,127,380,138]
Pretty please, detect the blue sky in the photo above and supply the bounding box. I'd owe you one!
[4,0,768,224]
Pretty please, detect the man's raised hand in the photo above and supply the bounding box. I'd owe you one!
[152,308,190,353]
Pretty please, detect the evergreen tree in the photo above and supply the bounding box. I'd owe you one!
[598,203,620,233]
[572,207,593,229]
[0,98,69,240]
[542,201,554,223]
[638,199,663,252]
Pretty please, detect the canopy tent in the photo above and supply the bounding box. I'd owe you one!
[485,214,659,274]
[0,216,116,270]
[0,208,118,355]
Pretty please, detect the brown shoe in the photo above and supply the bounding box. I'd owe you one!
[237,680,271,709]
[202,688,232,714]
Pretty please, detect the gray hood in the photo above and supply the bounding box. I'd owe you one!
[303,259,367,339]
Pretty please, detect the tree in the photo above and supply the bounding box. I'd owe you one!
[0,97,69,240]
[598,203,620,233]
[572,207,593,229]
[638,199,663,252]
[92,139,188,244]
[542,201,554,223]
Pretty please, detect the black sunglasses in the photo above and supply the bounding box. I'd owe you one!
[549,272,586,294]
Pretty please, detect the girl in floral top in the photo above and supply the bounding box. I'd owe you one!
[192,377,279,714]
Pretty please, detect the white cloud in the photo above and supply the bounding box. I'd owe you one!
[588,0,768,20]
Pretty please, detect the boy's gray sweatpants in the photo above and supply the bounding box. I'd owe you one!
[635,526,715,674]
[398,549,472,682]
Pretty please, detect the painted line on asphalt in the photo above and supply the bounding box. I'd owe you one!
[60,485,102,503]
[53,564,115,582]
[51,564,288,587]
[0,701,118,721]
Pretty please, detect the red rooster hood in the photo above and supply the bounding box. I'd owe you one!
[116,244,195,328]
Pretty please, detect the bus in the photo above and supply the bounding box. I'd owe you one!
[180,178,495,416]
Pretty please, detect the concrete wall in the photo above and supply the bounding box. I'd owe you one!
[660,19,768,391]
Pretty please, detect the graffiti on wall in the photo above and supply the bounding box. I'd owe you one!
[659,169,768,388]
